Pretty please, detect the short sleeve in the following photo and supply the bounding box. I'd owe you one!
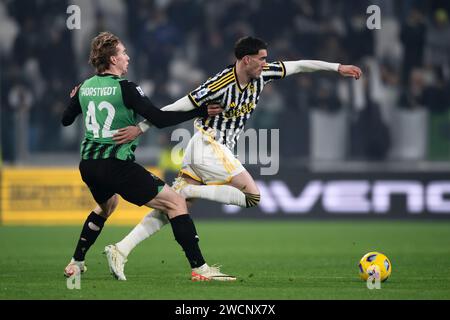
[188,82,215,108]
[188,69,233,107]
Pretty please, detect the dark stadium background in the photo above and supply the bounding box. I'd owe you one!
[2,0,450,220]
[1,0,450,303]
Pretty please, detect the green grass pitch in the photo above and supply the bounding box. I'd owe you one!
[1,220,450,300]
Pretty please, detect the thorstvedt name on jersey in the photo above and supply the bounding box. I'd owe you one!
[80,86,118,97]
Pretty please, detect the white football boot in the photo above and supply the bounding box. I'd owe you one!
[191,264,236,281]
[64,258,87,277]
[104,244,127,281]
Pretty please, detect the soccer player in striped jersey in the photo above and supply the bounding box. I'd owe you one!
[104,36,362,280]
[62,32,235,281]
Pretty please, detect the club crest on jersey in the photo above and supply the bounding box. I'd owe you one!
[194,88,209,100]
[135,86,145,97]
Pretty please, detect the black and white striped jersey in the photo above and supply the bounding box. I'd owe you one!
[188,61,286,150]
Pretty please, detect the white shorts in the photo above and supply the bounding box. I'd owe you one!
[180,129,245,185]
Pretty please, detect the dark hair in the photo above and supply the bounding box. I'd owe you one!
[89,32,121,73]
[234,36,268,59]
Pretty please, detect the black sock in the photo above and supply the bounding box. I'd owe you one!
[169,214,206,268]
[73,212,106,261]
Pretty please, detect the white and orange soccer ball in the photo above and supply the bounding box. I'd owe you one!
[358,252,392,282]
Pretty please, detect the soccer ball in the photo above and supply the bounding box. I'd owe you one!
[358,252,392,282]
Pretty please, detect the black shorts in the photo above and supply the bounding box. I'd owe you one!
[79,159,165,206]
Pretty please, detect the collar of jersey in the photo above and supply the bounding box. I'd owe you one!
[233,64,250,93]
[96,73,121,79]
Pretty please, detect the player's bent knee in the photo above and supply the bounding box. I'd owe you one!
[173,195,188,212]
[244,192,260,208]
[98,195,119,218]
[165,193,188,215]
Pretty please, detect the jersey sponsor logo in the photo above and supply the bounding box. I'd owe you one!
[135,86,145,97]
[224,102,255,118]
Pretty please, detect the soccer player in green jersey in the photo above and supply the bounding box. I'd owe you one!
[62,32,235,281]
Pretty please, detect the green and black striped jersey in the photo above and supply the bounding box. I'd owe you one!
[62,74,208,161]
[78,74,138,161]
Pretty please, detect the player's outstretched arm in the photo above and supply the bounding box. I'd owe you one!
[283,60,362,79]
[113,85,224,144]
[134,97,223,132]
[134,100,206,128]
[120,80,209,128]
[113,95,199,144]
[134,96,197,134]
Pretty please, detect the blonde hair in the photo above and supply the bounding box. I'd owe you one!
[88,32,121,73]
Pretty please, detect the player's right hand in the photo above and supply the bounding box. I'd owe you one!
[113,126,142,144]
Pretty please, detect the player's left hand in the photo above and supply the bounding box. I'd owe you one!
[207,104,224,116]
[338,65,362,80]
[113,126,142,144]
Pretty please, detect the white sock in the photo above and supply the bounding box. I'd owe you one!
[114,182,248,258]
[116,210,169,257]
[192,263,208,272]
[182,184,247,207]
